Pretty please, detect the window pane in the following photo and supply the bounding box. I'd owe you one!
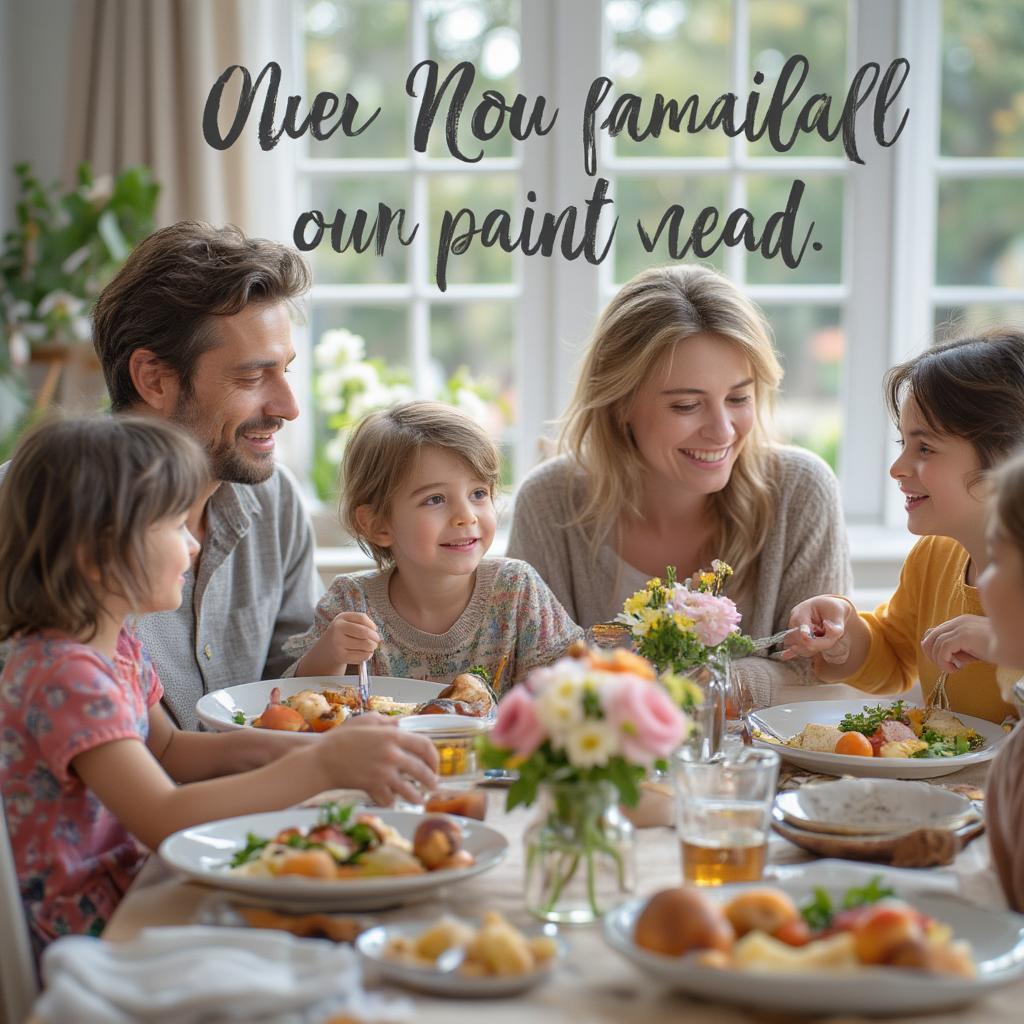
[304,0,409,159]
[428,174,518,285]
[743,175,843,285]
[934,303,1024,337]
[936,179,1024,286]
[424,0,521,160]
[612,175,728,285]
[310,304,410,499]
[606,0,731,158]
[306,176,412,284]
[430,302,517,485]
[764,303,843,470]
[941,0,1024,158]
[748,0,849,159]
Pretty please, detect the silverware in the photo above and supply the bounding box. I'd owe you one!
[358,660,370,713]
[749,626,804,652]
[747,711,788,744]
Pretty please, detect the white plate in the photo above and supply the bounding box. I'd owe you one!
[774,778,978,836]
[604,882,1024,1015]
[356,920,565,997]
[195,676,446,732]
[751,700,1006,779]
[158,808,507,910]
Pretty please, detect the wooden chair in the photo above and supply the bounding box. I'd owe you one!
[0,803,36,1024]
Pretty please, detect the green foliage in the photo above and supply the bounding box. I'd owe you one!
[837,700,908,736]
[800,876,896,930]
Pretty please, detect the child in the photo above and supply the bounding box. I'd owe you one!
[978,450,1024,912]
[0,416,438,951]
[285,401,583,690]
[782,330,1024,723]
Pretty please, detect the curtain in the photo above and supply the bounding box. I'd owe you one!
[65,0,295,239]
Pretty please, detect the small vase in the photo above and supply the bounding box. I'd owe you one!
[523,780,636,924]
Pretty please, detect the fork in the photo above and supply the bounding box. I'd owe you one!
[357,659,371,713]
[749,625,816,652]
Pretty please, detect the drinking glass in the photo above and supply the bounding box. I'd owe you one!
[672,746,780,886]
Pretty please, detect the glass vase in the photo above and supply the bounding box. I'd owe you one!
[523,780,636,924]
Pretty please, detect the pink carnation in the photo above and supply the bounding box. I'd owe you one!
[675,590,741,647]
[490,684,546,758]
[601,677,687,766]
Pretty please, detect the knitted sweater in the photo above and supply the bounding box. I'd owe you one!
[505,448,852,707]
[987,720,1024,912]
[282,558,583,693]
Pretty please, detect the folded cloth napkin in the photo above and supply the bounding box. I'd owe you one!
[34,926,411,1024]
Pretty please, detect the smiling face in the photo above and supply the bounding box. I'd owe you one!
[371,446,497,581]
[137,512,200,612]
[979,518,1024,667]
[171,302,299,484]
[889,395,986,542]
[625,334,756,495]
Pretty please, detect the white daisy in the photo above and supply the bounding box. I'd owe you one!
[565,720,618,768]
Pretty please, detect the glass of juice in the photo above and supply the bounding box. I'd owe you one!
[672,746,780,886]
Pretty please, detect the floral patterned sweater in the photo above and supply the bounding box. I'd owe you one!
[283,558,583,692]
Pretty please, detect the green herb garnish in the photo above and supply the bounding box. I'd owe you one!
[232,711,246,725]
[467,665,491,684]
[318,803,354,828]
[229,832,270,867]
[838,701,907,736]
[913,729,975,758]
[799,876,896,929]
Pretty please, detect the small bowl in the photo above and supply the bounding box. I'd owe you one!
[399,715,492,779]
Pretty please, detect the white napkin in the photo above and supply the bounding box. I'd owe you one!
[767,857,959,894]
[34,926,411,1024]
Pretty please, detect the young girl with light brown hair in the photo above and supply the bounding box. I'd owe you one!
[0,416,437,951]
[507,263,851,708]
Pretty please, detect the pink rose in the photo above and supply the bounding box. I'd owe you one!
[490,685,546,758]
[676,591,741,647]
[601,677,687,765]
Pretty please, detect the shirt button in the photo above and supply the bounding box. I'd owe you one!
[203,644,213,660]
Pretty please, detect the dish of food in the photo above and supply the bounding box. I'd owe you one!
[750,700,1006,779]
[195,676,446,732]
[603,879,1024,1014]
[357,911,564,997]
[774,778,978,836]
[158,807,508,910]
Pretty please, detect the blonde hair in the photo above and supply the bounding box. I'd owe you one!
[559,264,783,592]
[0,415,207,642]
[340,400,501,568]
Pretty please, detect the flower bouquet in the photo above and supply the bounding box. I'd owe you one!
[616,561,754,753]
[479,648,691,922]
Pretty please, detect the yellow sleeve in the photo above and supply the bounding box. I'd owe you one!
[843,546,928,694]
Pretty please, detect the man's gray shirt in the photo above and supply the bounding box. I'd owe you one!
[135,465,317,730]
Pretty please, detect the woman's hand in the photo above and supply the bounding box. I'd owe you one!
[294,611,380,677]
[315,713,439,806]
[921,614,992,673]
[783,596,852,664]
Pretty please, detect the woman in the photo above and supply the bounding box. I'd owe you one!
[506,264,852,707]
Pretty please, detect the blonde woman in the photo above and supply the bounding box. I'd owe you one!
[506,264,852,706]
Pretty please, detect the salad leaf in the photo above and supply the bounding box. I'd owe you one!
[801,887,834,930]
[838,701,907,736]
[799,875,895,929]
[232,711,246,725]
[318,803,354,828]
[913,729,973,758]
[467,665,491,684]
[230,832,270,867]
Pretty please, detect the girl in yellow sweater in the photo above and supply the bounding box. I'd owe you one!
[783,330,1024,724]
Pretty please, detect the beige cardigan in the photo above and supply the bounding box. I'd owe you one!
[506,447,853,707]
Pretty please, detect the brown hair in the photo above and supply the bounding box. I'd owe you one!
[992,449,1024,561]
[0,415,207,642]
[340,401,501,568]
[885,328,1024,487]
[559,263,783,590]
[92,221,311,410]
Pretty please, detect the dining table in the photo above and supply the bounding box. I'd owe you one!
[56,754,1020,1024]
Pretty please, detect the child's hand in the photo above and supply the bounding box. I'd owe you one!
[317,713,439,806]
[296,612,380,675]
[921,614,992,673]
[782,596,853,664]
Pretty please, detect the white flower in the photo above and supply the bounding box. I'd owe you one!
[37,290,85,318]
[565,720,618,768]
[61,245,92,275]
[314,328,365,370]
[80,174,113,205]
[8,330,29,367]
[534,674,586,738]
[451,387,488,424]
[337,361,380,390]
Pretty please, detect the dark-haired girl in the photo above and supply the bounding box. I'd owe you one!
[784,330,1024,723]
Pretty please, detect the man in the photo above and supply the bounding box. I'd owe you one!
[89,221,317,729]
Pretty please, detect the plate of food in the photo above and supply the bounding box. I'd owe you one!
[356,911,565,997]
[774,778,979,836]
[195,671,497,732]
[749,699,1006,778]
[603,877,1024,1014]
[158,804,508,910]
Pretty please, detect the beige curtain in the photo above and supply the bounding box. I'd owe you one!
[65,0,294,239]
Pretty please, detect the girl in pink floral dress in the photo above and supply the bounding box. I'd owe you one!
[0,417,437,951]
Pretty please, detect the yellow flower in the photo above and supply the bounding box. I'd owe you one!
[672,611,695,631]
[623,590,651,614]
[646,577,663,591]
[632,607,662,637]
[700,571,715,587]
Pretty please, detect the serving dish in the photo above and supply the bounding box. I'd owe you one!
[750,700,1005,779]
[158,808,507,910]
[195,676,445,732]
